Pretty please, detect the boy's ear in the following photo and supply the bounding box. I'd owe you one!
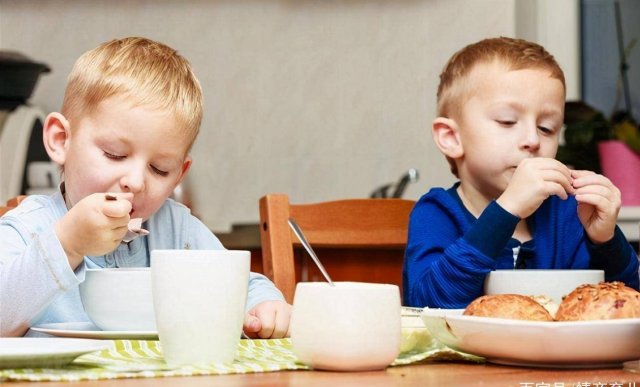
[175,156,192,186]
[432,117,464,159]
[42,112,71,165]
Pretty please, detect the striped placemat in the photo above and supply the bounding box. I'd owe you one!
[0,338,482,382]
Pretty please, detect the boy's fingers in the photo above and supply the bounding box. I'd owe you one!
[545,162,573,186]
[572,174,616,193]
[243,315,261,333]
[272,308,291,338]
[570,169,596,179]
[574,184,615,199]
[252,308,276,339]
[112,224,130,242]
[102,199,132,219]
[548,182,568,200]
[543,170,574,194]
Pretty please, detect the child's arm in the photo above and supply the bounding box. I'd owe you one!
[496,158,574,219]
[54,193,133,268]
[0,204,84,336]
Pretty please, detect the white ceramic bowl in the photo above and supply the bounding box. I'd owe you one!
[291,282,401,371]
[79,268,156,331]
[484,269,604,304]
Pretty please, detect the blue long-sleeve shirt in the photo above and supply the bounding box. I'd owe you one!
[403,184,640,308]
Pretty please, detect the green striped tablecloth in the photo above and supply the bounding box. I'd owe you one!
[0,338,482,382]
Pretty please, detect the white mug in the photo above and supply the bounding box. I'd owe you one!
[151,249,250,367]
[290,282,401,371]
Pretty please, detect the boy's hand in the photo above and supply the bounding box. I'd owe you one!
[571,170,620,244]
[54,192,133,268]
[497,158,574,219]
[243,300,292,339]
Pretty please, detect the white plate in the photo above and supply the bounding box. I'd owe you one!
[31,322,158,340]
[421,309,640,368]
[0,338,109,369]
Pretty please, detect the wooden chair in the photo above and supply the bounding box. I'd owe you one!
[259,193,415,303]
[0,195,27,216]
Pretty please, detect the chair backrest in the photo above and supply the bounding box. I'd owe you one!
[0,195,27,216]
[259,193,415,303]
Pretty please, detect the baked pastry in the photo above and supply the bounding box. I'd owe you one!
[555,281,640,321]
[463,294,554,321]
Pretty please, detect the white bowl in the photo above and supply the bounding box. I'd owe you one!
[290,282,401,371]
[79,268,156,331]
[484,269,604,304]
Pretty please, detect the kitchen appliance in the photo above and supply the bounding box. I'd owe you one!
[370,168,419,199]
[0,51,55,203]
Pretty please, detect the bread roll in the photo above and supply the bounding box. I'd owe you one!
[555,281,640,321]
[463,294,554,321]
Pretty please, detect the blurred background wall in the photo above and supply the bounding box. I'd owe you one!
[0,0,579,232]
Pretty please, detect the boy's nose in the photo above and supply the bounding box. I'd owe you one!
[521,126,541,152]
[120,168,146,193]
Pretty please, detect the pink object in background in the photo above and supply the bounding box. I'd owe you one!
[598,140,640,205]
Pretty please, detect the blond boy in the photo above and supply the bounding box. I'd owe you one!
[0,37,291,337]
[403,37,639,308]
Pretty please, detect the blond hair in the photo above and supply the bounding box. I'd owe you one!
[436,37,566,176]
[61,37,203,152]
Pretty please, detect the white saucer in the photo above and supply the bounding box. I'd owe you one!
[0,338,109,369]
[31,322,158,340]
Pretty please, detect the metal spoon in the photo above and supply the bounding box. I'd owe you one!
[287,218,335,286]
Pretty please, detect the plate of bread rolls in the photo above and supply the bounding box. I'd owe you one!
[421,282,640,368]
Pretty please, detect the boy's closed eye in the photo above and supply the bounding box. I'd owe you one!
[150,166,169,177]
[103,151,170,177]
[537,126,554,135]
[496,120,516,126]
[103,151,125,160]
[494,120,557,136]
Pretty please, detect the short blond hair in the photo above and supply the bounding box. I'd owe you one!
[436,37,566,176]
[61,37,203,152]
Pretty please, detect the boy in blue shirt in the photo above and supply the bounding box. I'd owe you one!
[403,37,640,308]
[0,37,290,337]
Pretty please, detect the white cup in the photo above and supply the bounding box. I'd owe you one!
[290,282,401,371]
[151,250,250,367]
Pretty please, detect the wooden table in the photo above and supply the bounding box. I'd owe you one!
[10,362,639,387]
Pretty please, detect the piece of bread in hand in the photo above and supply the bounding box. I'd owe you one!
[555,281,640,321]
[463,294,554,321]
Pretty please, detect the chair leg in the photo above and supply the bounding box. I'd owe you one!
[259,194,297,304]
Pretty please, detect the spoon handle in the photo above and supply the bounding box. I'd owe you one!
[287,218,335,286]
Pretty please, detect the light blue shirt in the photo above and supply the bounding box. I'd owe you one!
[0,189,283,336]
